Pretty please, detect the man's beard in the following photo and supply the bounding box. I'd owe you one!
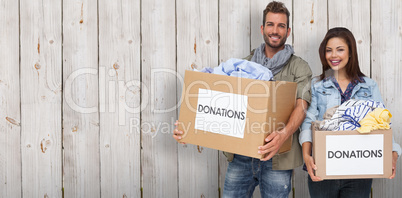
[263,33,287,49]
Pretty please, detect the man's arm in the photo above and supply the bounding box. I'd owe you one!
[258,98,308,161]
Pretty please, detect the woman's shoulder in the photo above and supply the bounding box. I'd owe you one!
[311,76,325,86]
[361,76,378,87]
[310,77,330,92]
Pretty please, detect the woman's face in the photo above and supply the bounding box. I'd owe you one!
[325,37,349,73]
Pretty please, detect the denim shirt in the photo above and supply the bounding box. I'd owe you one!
[299,76,401,156]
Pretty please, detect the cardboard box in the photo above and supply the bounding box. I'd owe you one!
[177,70,297,159]
[312,123,392,179]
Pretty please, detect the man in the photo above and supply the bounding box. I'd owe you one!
[174,1,312,197]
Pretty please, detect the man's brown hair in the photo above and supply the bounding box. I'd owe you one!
[263,1,290,29]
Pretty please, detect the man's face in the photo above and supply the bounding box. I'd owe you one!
[261,12,290,49]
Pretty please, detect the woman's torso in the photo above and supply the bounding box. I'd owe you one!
[313,76,382,120]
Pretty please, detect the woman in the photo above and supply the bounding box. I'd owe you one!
[299,27,401,197]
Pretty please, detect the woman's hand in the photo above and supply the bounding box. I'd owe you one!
[389,151,398,179]
[304,154,322,181]
[302,142,322,182]
[173,120,186,144]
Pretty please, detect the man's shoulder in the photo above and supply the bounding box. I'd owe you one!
[243,49,256,61]
[287,55,309,67]
[285,55,312,76]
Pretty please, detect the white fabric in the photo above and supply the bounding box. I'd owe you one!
[319,99,386,131]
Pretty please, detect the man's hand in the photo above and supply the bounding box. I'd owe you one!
[257,99,308,161]
[173,120,186,144]
[389,151,398,179]
[258,128,290,161]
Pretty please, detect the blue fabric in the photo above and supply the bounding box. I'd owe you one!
[199,58,274,81]
[300,76,382,144]
[308,176,372,198]
[223,154,292,198]
[299,76,401,156]
[200,67,213,73]
[327,76,365,104]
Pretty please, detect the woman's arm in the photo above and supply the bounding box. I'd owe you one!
[302,142,322,181]
[299,79,319,145]
[300,80,323,181]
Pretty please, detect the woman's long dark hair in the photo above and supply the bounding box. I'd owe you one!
[318,27,365,81]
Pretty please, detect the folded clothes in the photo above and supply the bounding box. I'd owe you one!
[357,108,392,133]
[199,67,214,73]
[319,99,386,131]
[195,58,274,81]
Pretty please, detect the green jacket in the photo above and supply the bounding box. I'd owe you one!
[224,51,312,170]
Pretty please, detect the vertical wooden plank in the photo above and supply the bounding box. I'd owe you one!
[293,0,327,197]
[141,0,178,197]
[218,0,250,196]
[219,0,251,62]
[98,0,141,197]
[63,0,100,197]
[328,0,371,76]
[251,0,293,50]
[293,0,327,77]
[176,0,219,197]
[371,0,402,196]
[0,0,21,197]
[20,0,62,197]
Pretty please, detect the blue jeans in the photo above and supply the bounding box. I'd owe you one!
[223,154,292,198]
[308,176,372,198]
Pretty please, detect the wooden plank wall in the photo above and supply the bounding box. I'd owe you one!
[0,0,400,197]
[293,0,328,196]
[141,0,178,197]
[371,0,402,197]
[63,0,100,197]
[0,0,21,197]
[99,0,141,197]
[176,0,219,197]
[20,0,62,197]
